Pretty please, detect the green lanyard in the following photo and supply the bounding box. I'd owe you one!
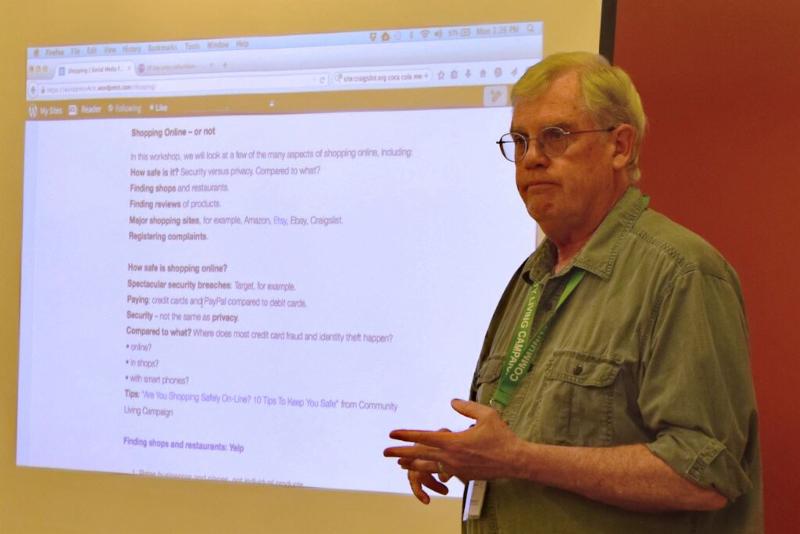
[490,268,585,410]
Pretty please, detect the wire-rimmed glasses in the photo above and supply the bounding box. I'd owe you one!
[497,125,616,162]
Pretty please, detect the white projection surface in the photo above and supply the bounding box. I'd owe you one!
[17,23,538,494]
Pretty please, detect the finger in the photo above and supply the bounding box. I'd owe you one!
[424,474,450,495]
[388,428,447,441]
[408,471,431,504]
[384,444,440,460]
[416,471,449,496]
[388,430,456,448]
[398,458,453,484]
[450,398,493,419]
[397,458,439,473]
[387,424,453,445]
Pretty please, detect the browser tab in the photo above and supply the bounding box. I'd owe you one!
[57,62,135,81]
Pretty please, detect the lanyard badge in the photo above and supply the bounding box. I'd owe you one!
[464,269,584,522]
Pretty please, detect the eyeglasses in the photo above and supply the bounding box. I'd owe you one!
[496,125,616,163]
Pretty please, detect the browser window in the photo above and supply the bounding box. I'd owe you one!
[18,23,539,493]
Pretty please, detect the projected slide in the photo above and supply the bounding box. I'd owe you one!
[18,23,538,493]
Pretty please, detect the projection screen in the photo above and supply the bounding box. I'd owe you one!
[2,1,610,532]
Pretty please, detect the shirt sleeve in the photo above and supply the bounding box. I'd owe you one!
[639,267,757,501]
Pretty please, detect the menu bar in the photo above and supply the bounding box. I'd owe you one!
[28,22,542,60]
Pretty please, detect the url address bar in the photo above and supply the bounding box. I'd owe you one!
[31,72,329,99]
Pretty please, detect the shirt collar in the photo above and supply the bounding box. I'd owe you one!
[522,187,649,284]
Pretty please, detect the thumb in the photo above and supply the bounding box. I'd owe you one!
[450,398,492,420]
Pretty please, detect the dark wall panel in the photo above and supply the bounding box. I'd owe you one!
[614,1,800,531]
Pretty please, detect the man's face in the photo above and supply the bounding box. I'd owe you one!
[511,72,625,241]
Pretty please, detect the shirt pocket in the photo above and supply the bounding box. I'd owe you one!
[535,351,621,446]
[474,353,504,406]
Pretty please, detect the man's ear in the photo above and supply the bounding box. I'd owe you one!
[611,124,635,171]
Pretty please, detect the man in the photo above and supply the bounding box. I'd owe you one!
[384,52,761,533]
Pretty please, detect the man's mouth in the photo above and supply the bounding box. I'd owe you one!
[525,181,559,192]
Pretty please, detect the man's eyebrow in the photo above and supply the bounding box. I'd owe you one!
[538,120,575,131]
[510,120,573,135]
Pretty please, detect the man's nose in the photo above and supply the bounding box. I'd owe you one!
[520,139,548,167]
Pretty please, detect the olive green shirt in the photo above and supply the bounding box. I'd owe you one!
[465,188,761,533]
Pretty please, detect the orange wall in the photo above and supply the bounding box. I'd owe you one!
[614,1,800,531]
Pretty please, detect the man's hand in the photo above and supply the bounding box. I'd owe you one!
[384,398,522,498]
[385,398,728,511]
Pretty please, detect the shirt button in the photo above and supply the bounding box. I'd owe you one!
[573,364,583,376]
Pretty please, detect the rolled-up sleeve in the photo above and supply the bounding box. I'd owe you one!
[640,268,757,501]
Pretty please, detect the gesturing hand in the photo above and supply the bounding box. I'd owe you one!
[384,399,522,503]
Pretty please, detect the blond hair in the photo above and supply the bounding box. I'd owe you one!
[512,52,647,181]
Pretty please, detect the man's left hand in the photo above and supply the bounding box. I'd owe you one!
[384,399,522,482]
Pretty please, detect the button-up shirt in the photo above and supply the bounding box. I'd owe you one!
[465,187,761,533]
